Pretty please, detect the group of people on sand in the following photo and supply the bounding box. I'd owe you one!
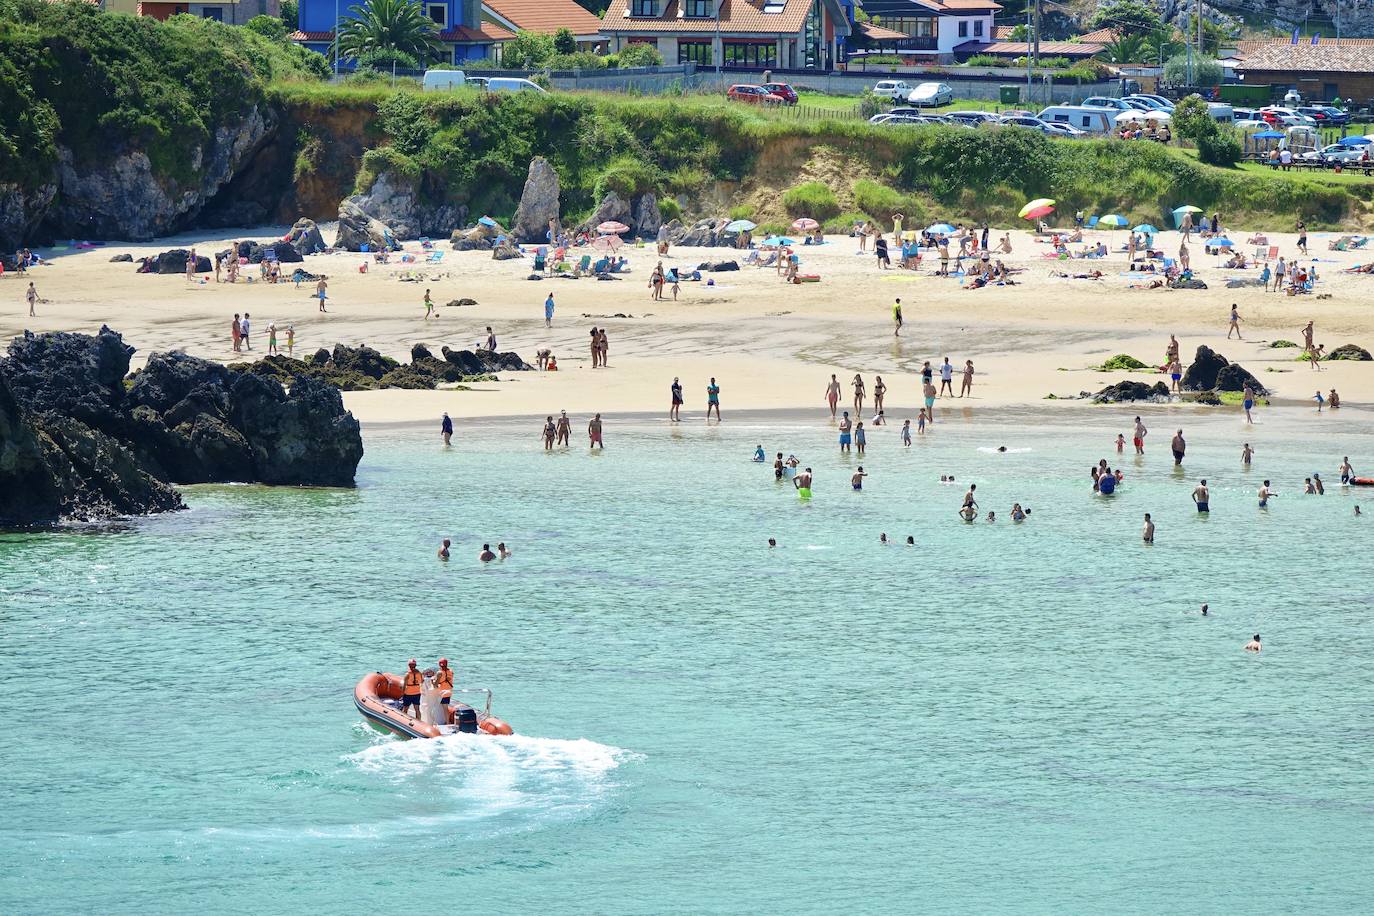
[228,311,293,356]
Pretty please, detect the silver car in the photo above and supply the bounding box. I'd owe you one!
[907,82,953,107]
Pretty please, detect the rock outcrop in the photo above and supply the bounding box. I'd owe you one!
[1091,380,1171,403]
[1328,343,1372,361]
[511,157,561,244]
[334,199,399,252]
[630,192,662,239]
[341,170,465,242]
[286,217,328,256]
[586,191,631,232]
[0,328,364,526]
[227,343,531,393]
[1181,345,1266,394]
[143,249,212,274]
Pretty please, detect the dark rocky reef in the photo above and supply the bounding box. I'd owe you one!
[1181,346,1267,395]
[1091,380,1171,403]
[0,328,363,526]
[229,343,530,392]
[1328,344,1371,361]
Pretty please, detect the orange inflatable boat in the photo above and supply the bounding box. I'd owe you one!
[354,672,513,740]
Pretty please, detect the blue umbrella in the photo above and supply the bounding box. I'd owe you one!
[928,223,956,235]
[1133,224,1157,234]
[725,219,757,232]
[1252,130,1284,140]
[1338,135,1371,146]
[1209,238,1234,248]
[761,236,795,246]
[478,216,498,227]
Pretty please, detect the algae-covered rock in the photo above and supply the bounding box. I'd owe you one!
[1328,343,1372,361]
[1097,354,1148,371]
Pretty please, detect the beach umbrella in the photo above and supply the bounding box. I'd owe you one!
[724,219,757,232]
[1252,130,1284,140]
[927,223,956,235]
[1098,214,1129,228]
[901,230,921,241]
[1019,198,1056,220]
[1338,135,1371,146]
[791,217,819,231]
[1209,238,1235,248]
[597,221,630,235]
[761,236,795,247]
[477,216,498,228]
[1133,224,1158,235]
[1173,205,1202,214]
[591,235,622,251]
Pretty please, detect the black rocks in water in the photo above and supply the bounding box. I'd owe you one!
[1092,380,1171,403]
[1182,345,1266,394]
[0,328,363,527]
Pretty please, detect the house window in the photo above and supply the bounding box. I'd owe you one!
[631,0,657,15]
[678,41,712,65]
[974,20,983,37]
[883,17,936,37]
[684,0,712,16]
[958,21,968,38]
[425,2,447,27]
[201,7,223,20]
[723,42,777,68]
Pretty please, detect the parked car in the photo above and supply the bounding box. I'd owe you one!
[945,110,1000,125]
[907,82,953,107]
[998,114,1052,130]
[727,84,784,105]
[1042,121,1087,138]
[762,82,798,105]
[868,113,894,124]
[1233,107,1262,125]
[1301,143,1368,164]
[872,80,913,99]
[466,76,489,89]
[1123,95,1171,111]
[1038,104,1119,133]
[1260,107,1316,128]
[1081,96,1135,111]
[487,77,546,94]
[1297,105,1348,126]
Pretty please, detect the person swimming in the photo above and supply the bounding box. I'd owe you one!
[879,533,888,545]
[1244,634,1262,653]
[905,535,915,545]
[959,505,977,522]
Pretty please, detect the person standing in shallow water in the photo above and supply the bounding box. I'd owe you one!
[441,412,453,446]
[706,378,721,421]
[541,415,556,451]
[825,374,841,419]
[588,413,604,449]
[670,377,683,421]
[1171,429,1186,466]
[1192,479,1209,513]
[1142,513,1154,544]
[556,410,571,447]
[1133,416,1147,455]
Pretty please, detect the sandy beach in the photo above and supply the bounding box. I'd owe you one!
[6,222,1371,425]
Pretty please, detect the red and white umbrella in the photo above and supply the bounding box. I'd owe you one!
[596,221,630,235]
[591,235,623,251]
[791,217,820,232]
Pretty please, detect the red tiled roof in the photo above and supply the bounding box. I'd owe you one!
[992,25,1015,39]
[1231,37,1374,58]
[602,0,813,35]
[440,24,515,41]
[1076,27,1118,43]
[938,0,1001,9]
[290,30,336,41]
[957,40,1104,57]
[1235,42,1374,73]
[484,0,605,37]
[859,21,910,42]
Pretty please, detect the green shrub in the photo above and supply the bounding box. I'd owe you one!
[501,31,555,69]
[1197,128,1241,166]
[614,43,664,68]
[852,180,921,226]
[658,197,682,222]
[729,203,756,220]
[1097,354,1148,371]
[781,180,840,220]
[1269,339,1298,348]
[549,51,608,71]
[824,210,873,234]
[245,14,288,42]
[1164,54,1222,86]
[858,95,887,119]
[963,54,1002,67]
[595,153,660,199]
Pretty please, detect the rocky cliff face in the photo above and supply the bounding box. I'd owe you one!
[0,328,364,527]
[341,170,467,242]
[0,105,276,251]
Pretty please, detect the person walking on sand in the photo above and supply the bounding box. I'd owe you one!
[231,313,242,352]
[441,412,453,446]
[852,374,866,415]
[587,413,604,449]
[556,410,571,447]
[1178,237,1190,271]
[1272,256,1286,292]
[1228,304,1242,339]
[892,298,903,336]
[239,313,251,350]
[1133,416,1147,455]
[1192,479,1209,513]
[1243,383,1256,424]
[267,323,278,355]
[1142,513,1155,544]
[1171,429,1186,466]
[544,292,555,328]
[315,278,328,312]
[959,360,974,398]
[825,374,841,419]
[706,378,721,421]
[670,376,683,421]
[892,212,904,246]
[923,381,937,423]
[25,281,37,317]
[424,288,434,320]
[285,325,295,358]
[541,415,556,451]
[874,376,886,414]
[939,358,954,397]
[186,250,197,281]
[1297,219,1308,255]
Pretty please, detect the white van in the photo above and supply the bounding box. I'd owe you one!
[1207,102,1234,124]
[422,69,467,91]
[1037,105,1118,134]
[487,77,546,94]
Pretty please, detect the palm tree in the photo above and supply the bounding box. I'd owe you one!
[1141,29,1183,67]
[1101,33,1147,64]
[336,0,443,67]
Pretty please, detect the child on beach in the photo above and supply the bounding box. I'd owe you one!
[855,421,866,456]
[1116,434,1125,453]
[286,325,295,357]
[1314,390,1325,412]
[917,408,927,434]
[901,420,912,446]
[316,279,328,312]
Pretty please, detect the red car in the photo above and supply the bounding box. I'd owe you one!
[726,84,785,105]
[762,82,798,105]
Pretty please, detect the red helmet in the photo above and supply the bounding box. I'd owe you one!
[407,658,417,667]
[438,658,448,667]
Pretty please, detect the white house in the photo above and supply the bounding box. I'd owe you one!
[861,0,1001,61]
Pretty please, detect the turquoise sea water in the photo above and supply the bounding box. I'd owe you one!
[3,407,1373,914]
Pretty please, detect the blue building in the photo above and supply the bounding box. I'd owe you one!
[290,0,513,64]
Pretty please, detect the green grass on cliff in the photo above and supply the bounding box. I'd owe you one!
[0,0,326,187]
[269,83,1374,231]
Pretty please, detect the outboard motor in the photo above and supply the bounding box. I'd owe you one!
[455,707,478,734]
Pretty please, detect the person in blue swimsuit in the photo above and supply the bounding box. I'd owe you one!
[753,445,766,462]
[838,412,852,452]
[670,377,683,421]
[706,378,721,421]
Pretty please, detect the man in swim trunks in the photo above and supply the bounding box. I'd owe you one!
[838,412,852,453]
[588,413,604,449]
[794,468,813,499]
[402,659,423,717]
[1242,384,1255,424]
[1192,479,1209,513]
[479,544,497,561]
[1258,480,1273,508]
[671,377,683,421]
[825,374,841,419]
[852,466,866,490]
[923,381,937,423]
[1340,457,1354,484]
[706,378,721,421]
[939,358,954,396]
[1142,513,1154,544]
[774,452,785,481]
[1171,429,1186,466]
[1133,416,1147,455]
[962,484,978,511]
